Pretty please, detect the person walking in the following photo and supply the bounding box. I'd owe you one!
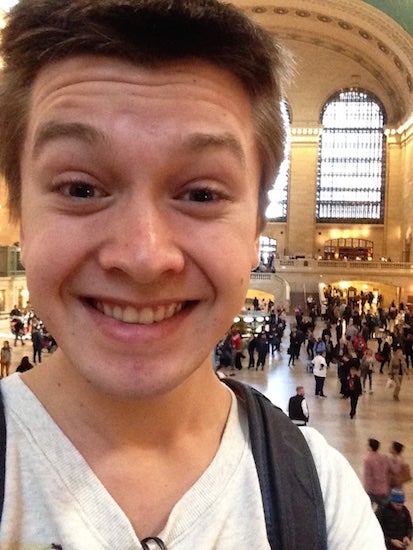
[12,317,25,347]
[230,327,243,371]
[336,319,343,344]
[256,333,268,370]
[0,341,12,378]
[313,351,328,398]
[31,328,43,365]
[247,334,257,369]
[388,348,409,401]
[345,365,363,419]
[380,336,392,374]
[338,353,352,397]
[306,328,316,360]
[404,332,413,369]
[364,439,392,508]
[389,442,412,491]
[324,334,334,367]
[288,327,301,366]
[361,348,375,394]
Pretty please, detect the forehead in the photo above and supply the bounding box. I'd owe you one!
[25,55,257,146]
[32,54,246,93]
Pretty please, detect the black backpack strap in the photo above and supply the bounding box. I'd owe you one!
[0,384,6,524]
[223,378,327,550]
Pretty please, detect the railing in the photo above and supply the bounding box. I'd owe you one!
[316,260,412,271]
[279,260,295,267]
[250,272,273,280]
[250,258,413,276]
[0,246,25,276]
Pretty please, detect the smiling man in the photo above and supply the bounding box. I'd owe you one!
[0,1,385,548]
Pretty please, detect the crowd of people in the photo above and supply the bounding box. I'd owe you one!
[0,304,58,376]
[297,298,412,413]
[216,298,413,399]
[215,311,287,373]
[216,297,413,548]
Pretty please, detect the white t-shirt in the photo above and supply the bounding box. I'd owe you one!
[313,354,328,377]
[0,375,384,549]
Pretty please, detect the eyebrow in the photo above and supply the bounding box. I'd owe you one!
[184,132,246,165]
[31,122,246,165]
[32,121,107,158]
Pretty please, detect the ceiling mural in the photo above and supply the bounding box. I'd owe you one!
[362,0,413,36]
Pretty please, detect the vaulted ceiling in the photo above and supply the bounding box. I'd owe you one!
[0,1,411,126]
[233,0,413,126]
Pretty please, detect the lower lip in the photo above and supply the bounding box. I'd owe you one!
[83,300,194,344]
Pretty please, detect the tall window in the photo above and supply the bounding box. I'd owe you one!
[266,100,290,221]
[316,89,386,223]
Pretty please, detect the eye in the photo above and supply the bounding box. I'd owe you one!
[181,185,230,203]
[68,183,95,198]
[187,188,216,202]
[61,182,107,199]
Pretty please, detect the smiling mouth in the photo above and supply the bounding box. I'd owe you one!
[92,300,186,325]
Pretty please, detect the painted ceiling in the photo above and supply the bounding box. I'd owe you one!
[362,0,413,35]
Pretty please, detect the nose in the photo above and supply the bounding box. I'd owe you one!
[97,200,185,283]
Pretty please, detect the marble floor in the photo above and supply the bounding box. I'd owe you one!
[225,318,413,507]
[2,317,412,507]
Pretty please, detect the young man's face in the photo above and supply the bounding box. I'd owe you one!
[19,56,261,399]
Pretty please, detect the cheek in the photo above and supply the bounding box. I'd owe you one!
[21,223,79,301]
[209,235,256,300]
[23,236,59,303]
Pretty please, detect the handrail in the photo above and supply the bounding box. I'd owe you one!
[250,258,413,275]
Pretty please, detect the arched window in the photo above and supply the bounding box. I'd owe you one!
[266,100,290,221]
[316,89,386,223]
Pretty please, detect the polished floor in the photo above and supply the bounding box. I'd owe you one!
[2,317,412,508]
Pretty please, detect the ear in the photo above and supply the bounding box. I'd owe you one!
[19,224,26,267]
[250,232,260,271]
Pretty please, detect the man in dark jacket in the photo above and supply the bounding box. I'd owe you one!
[12,318,25,347]
[345,365,363,419]
[288,386,309,426]
[288,327,301,366]
[376,489,412,549]
[256,333,269,370]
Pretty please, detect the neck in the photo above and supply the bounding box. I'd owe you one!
[22,350,231,448]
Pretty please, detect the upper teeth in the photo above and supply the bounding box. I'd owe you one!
[95,302,183,324]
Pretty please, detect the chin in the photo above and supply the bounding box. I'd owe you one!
[82,365,190,403]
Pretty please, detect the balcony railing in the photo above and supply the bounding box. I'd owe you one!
[250,258,413,277]
[316,260,412,271]
[0,246,25,276]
